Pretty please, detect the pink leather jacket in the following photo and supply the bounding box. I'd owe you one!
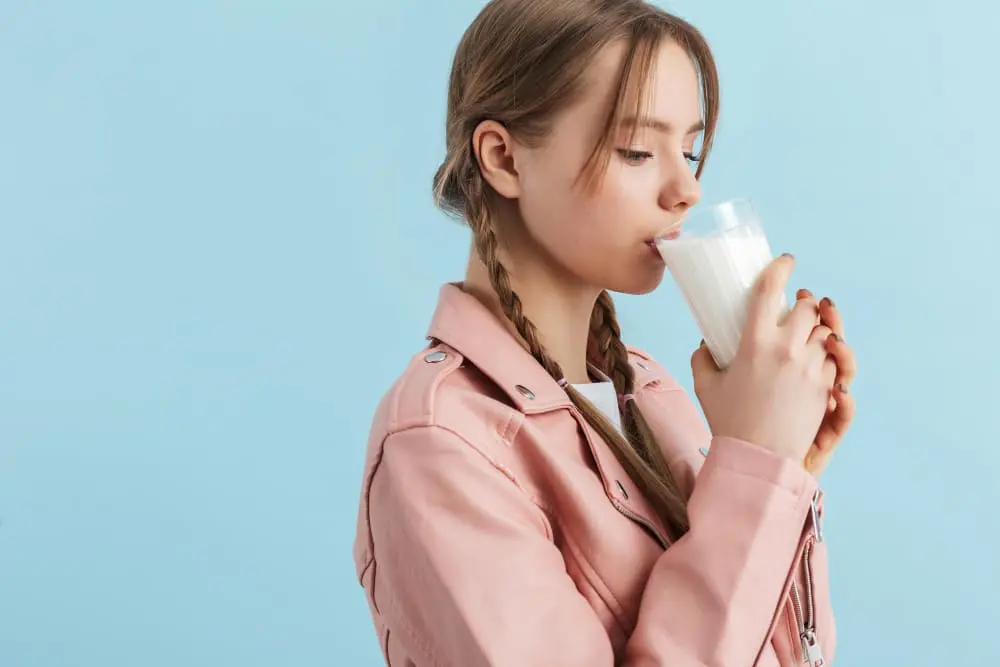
[353,284,835,667]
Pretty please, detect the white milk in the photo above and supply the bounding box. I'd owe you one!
[656,224,784,369]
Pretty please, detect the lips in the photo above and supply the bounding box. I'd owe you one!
[645,228,681,250]
[644,239,664,259]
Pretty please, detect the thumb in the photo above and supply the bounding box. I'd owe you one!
[690,340,720,392]
[746,252,795,335]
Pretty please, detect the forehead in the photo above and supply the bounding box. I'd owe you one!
[586,38,703,130]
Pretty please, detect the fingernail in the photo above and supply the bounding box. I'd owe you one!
[836,383,848,394]
[780,252,794,259]
[830,332,843,342]
[798,288,814,299]
[821,296,836,308]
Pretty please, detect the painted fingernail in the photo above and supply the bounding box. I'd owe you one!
[830,333,843,342]
[821,296,836,308]
[780,252,794,259]
[798,288,814,300]
[836,383,848,394]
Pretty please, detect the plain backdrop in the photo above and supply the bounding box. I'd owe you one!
[2,0,998,664]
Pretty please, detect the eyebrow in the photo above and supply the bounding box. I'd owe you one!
[621,116,705,135]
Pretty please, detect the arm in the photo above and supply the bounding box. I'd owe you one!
[364,426,818,667]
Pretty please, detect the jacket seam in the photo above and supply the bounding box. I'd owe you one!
[784,597,799,658]
[497,409,520,448]
[358,557,374,583]
[385,343,464,432]
[625,345,652,360]
[361,431,449,667]
[552,511,631,639]
[709,461,809,501]
[362,434,389,614]
[638,382,684,394]
[386,421,557,517]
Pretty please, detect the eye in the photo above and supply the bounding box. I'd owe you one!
[617,148,654,166]
[683,152,702,164]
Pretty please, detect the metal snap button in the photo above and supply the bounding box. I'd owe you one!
[515,385,535,400]
[424,351,447,363]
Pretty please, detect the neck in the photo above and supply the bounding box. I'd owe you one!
[463,246,599,385]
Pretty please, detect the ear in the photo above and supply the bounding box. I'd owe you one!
[471,120,523,200]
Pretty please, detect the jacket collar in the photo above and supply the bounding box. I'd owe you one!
[426,283,574,414]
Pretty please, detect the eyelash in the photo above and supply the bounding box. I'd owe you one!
[616,149,702,165]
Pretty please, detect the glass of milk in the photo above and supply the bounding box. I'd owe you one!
[655,198,786,369]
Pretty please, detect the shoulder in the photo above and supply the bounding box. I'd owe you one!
[624,344,686,393]
[370,342,522,453]
[353,342,538,578]
[357,343,527,523]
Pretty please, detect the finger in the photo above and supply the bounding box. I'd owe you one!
[783,289,821,343]
[823,334,857,388]
[815,401,854,452]
[806,325,834,368]
[821,355,837,387]
[807,324,834,346]
[818,297,845,339]
[814,384,855,451]
[746,253,795,335]
[690,339,720,393]
[804,445,833,478]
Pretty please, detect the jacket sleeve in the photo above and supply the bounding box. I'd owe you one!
[364,425,818,667]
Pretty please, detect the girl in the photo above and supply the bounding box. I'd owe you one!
[353,0,856,665]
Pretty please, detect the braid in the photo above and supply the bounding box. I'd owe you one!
[590,291,690,536]
[590,290,635,394]
[466,172,566,380]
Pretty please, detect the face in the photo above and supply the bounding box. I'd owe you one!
[478,39,704,296]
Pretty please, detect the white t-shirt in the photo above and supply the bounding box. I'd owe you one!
[571,381,622,433]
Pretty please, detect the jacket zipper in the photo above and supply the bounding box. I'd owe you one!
[790,489,825,666]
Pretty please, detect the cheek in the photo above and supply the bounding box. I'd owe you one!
[517,159,662,284]
[563,169,671,292]
[517,159,588,242]
[522,180,613,259]
[601,162,662,211]
[572,166,654,245]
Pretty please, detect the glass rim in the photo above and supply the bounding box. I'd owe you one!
[656,197,761,242]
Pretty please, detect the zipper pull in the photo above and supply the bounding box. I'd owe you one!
[810,489,823,543]
[801,629,825,666]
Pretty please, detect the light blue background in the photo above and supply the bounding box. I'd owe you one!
[1,0,995,664]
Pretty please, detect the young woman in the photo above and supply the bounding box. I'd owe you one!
[353,1,856,665]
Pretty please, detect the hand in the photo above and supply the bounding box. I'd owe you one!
[691,254,837,464]
[801,293,857,477]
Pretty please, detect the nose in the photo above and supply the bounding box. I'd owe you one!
[658,156,701,214]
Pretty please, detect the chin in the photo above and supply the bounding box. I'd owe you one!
[604,266,667,296]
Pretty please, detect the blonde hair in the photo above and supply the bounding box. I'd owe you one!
[432,0,720,540]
